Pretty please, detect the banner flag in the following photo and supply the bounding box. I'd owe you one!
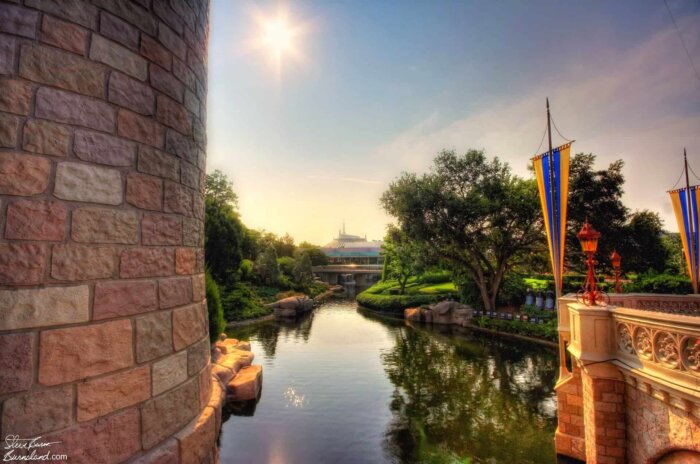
[668,185,700,293]
[532,142,572,292]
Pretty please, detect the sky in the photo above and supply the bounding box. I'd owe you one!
[207,0,700,246]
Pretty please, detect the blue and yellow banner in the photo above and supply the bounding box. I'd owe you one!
[532,142,572,292]
[669,186,700,293]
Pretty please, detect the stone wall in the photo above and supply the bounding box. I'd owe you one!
[0,0,215,462]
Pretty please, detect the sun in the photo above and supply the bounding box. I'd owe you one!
[247,7,308,81]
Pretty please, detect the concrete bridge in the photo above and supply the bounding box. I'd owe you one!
[313,264,382,287]
[554,293,700,463]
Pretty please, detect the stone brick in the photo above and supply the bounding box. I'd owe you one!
[180,161,200,190]
[159,276,192,309]
[171,1,195,31]
[118,109,164,147]
[153,0,184,34]
[41,15,88,55]
[74,129,136,166]
[0,243,47,285]
[1,385,73,437]
[132,438,179,464]
[157,95,191,134]
[20,45,106,98]
[35,87,116,132]
[158,23,186,60]
[184,89,199,114]
[192,273,205,302]
[140,34,172,70]
[90,35,147,81]
[108,71,155,115]
[0,78,32,114]
[183,217,203,247]
[0,285,89,330]
[193,193,204,219]
[25,0,97,29]
[138,145,180,180]
[120,247,175,278]
[152,351,188,395]
[193,119,206,147]
[143,214,182,246]
[0,332,33,395]
[172,56,195,89]
[51,244,116,281]
[176,406,216,464]
[22,119,71,156]
[141,378,199,449]
[39,319,133,385]
[0,34,15,76]
[136,310,173,363]
[176,248,196,275]
[188,51,207,85]
[93,279,157,320]
[127,172,162,210]
[77,366,150,422]
[187,337,210,376]
[0,152,50,195]
[100,11,139,50]
[0,4,39,38]
[151,64,185,102]
[72,207,138,244]
[165,129,197,164]
[172,303,207,350]
[92,0,157,35]
[198,367,212,409]
[5,199,66,241]
[164,181,193,216]
[54,162,123,205]
[0,112,20,148]
[44,408,140,464]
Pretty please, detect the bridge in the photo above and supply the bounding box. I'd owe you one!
[313,264,382,286]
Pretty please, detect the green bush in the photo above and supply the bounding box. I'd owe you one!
[221,282,271,321]
[356,291,446,314]
[205,271,225,342]
[239,258,256,282]
[277,256,296,277]
[624,272,692,294]
[417,270,452,284]
[497,273,528,307]
[473,316,558,342]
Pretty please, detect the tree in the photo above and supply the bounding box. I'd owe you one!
[297,241,329,266]
[618,210,668,274]
[662,232,686,275]
[293,251,314,285]
[566,154,628,272]
[256,244,280,285]
[382,226,424,294]
[381,150,543,311]
[204,172,244,286]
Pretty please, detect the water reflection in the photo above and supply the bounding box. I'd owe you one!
[222,300,557,464]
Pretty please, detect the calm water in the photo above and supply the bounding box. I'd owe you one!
[220,300,558,464]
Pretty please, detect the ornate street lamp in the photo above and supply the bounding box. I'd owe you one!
[576,220,607,305]
[610,250,622,293]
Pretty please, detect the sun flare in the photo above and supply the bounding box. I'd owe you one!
[247,7,308,81]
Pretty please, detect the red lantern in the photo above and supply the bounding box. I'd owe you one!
[610,250,622,293]
[576,220,606,305]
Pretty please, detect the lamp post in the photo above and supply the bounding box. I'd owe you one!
[577,220,603,305]
[610,250,622,293]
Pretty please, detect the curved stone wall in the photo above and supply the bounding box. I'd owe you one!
[0,0,213,462]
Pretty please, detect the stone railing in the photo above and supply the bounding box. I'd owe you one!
[608,293,700,316]
[612,306,700,395]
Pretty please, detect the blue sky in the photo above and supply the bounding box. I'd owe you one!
[207,1,700,245]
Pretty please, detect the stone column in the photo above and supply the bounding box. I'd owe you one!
[0,1,216,462]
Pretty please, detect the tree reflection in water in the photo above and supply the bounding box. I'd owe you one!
[226,310,316,360]
[380,325,558,464]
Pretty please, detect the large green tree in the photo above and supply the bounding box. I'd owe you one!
[618,210,668,274]
[381,150,543,311]
[382,226,425,294]
[204,170,244,286]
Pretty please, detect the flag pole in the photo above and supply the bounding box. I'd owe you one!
[546,98,561,303]
[684,149,699,294]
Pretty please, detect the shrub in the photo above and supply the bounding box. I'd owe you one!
[624,272,692,294]
[277,256,296,277]
[473,316,558,342]
[497,273,528,307]
[417,270,452,284]
[221,282,271,321]
[356,291,446,314]
[205,271,225,342]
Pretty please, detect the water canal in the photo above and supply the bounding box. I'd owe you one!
[221,299,559,464]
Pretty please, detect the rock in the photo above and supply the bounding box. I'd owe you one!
[227,365,262,402]
[271,296,314,318]
[404,300,473,327]
[404,307,421,322]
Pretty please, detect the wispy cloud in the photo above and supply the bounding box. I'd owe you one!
[371,15,700,232]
